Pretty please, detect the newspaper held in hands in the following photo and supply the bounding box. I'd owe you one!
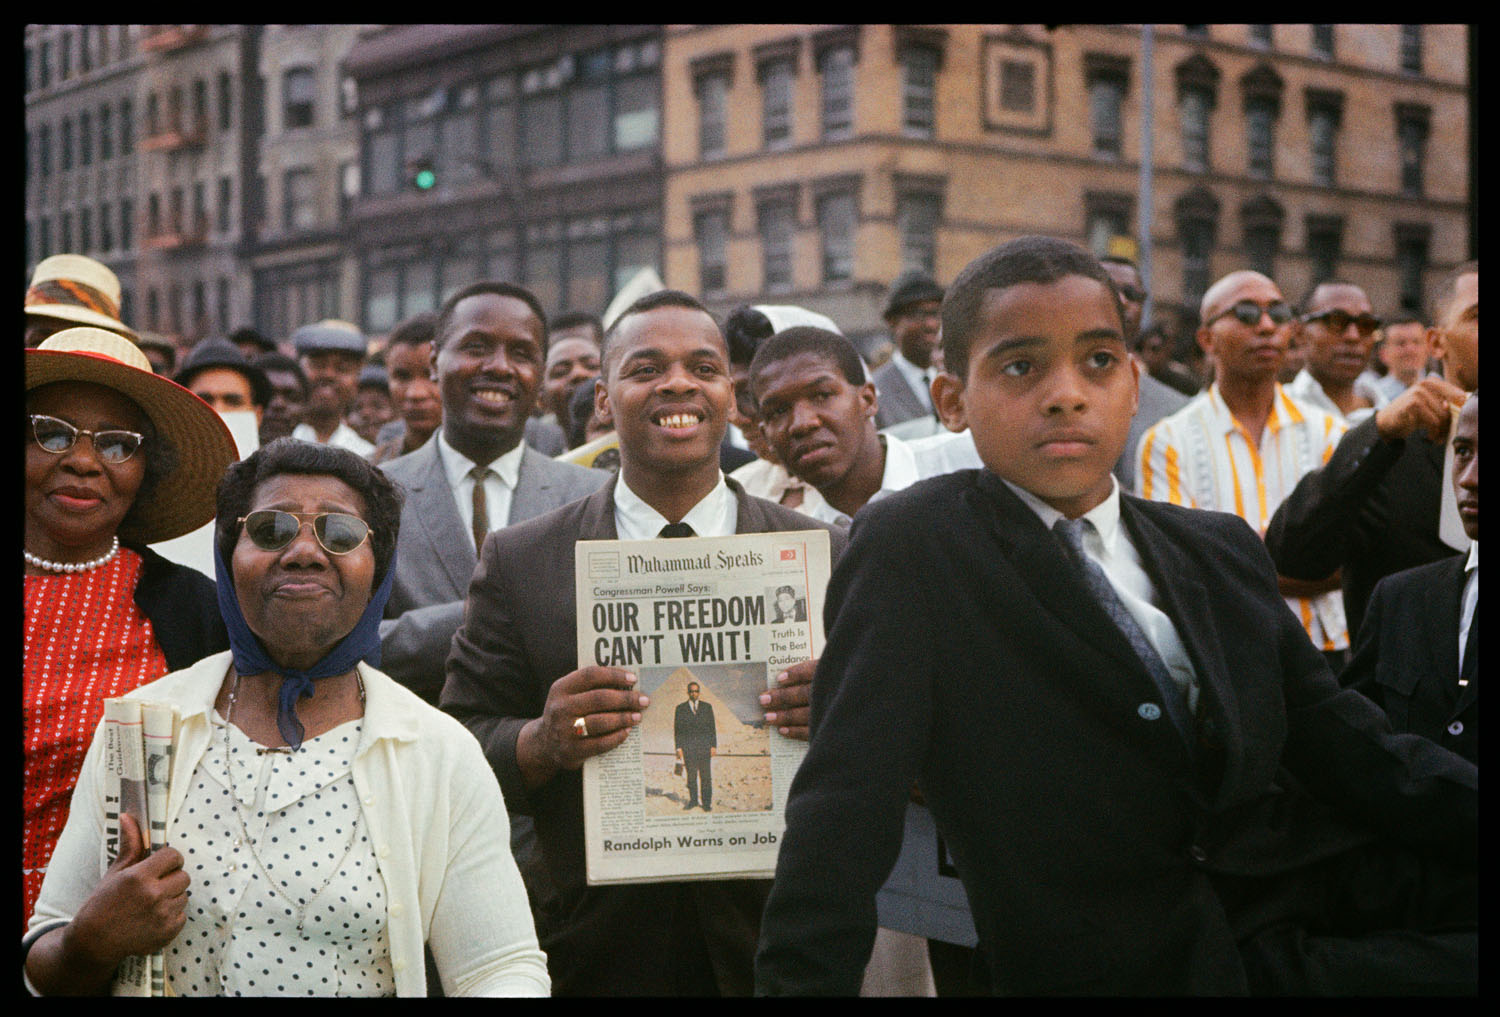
[102,698,179,997]
[577,530,831,886]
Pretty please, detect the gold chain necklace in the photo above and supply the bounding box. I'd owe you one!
[219,670,367,935]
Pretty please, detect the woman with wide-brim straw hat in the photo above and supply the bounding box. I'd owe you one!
[24,254,139,347]
[23,327,238,929]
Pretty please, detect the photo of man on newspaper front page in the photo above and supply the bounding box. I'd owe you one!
[577,530,831,885]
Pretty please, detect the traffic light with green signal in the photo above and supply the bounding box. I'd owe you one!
[407,156,436,192]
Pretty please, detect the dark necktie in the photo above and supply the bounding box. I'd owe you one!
[659,522,696,538]
[1459,595,1477,688]
[470,465,491,554]
[1053,517,1196,750]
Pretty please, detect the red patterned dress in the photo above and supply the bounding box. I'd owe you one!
[22,548,169,929]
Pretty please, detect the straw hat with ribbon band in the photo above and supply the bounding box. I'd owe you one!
[24,254,139,340]
[27,327,238,546]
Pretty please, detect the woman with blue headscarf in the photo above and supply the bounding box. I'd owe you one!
[25,439,549,997]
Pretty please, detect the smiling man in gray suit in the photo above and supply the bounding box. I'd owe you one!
[378,281,609,704]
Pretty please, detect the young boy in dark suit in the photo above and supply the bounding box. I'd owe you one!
[754,237,1476,996]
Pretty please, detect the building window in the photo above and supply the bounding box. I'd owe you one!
[60,29,71,80]
[900,45,939,139]
[100,201,113,251]
[1396,104,1430,197]
[1394,225,1430,315]
[218,176,233,234]
[60,212,72,254]
[1400,25,1423,75]
[1241,195,1284,279]
[1306,215,1343,284]
[79,111,92,166]
[147,193,160,237]
[61,117,74,171]
[1245,96,1276,179]
[218,277,231,333]
[146,289,159,331]
[567,220,612,314]
[284,67,316,130]
[1248,25,1273,49]
[1085,55,1130,160]
[819,44,855,140]
[1180,86,1211,172]
[37,124,50,177]
[79,208,92,252]
[695,70,729,159]
[193,77,208,130]
[757,198,796,292]
[613,71,659,152]
[445,83,483,183]
[147,92,160,136]
[1000,60,1036,113]
[79,27,92,73]
[567,52,611,163]
[219,71,233,131]
[120,198,133,251]
[99,104,113,160]
[694,207,729,294]
[1181,220,1213,309]
[1174,188,1220,311]
[817,189,856,283]
[192,181,207,233]
[39,40,51,88]
[120,99,134,154]
[284,168,317,232]
[759,56,795,149]
[1310,25,1335,60]
[38,217,51,260]
[897,189,942,276]
[1086,204,1131,260]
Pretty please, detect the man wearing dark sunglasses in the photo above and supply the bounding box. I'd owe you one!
[1285,281,1388,423]
[1137,269,1352,670]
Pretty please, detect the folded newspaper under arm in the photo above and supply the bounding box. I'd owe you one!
[102,698,180,997]
[577,529,831,885]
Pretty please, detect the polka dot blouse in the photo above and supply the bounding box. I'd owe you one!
[166,712,396,996]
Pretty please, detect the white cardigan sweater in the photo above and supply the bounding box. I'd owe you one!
[27,651,550,997]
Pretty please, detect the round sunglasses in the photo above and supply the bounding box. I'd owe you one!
[237,509,372,556]
[29,414,146,464]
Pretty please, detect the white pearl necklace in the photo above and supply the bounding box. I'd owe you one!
[24,535,120,574]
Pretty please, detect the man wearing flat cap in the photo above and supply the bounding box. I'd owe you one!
[872,270,945,429]
[24,254,138,348]
[291,319,375,456]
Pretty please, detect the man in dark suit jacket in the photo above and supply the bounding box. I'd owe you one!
[674,682,717,810]
[1339,394,1478,764]
[443,290,846,996]
[756,237,1475,996]
[1266,262,1477,640]
[872,271,944,429]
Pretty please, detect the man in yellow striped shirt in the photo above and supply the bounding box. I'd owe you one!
[1136,270,1350,667]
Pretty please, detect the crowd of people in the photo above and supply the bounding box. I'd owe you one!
[22,237,1476,996]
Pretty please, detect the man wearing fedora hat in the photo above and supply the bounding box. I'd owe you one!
[175,339,271,431]
[872,270,945,430]
[290,319,375,457]
[24,255,139,348]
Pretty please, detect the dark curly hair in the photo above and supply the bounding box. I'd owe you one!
[214,438,405,586]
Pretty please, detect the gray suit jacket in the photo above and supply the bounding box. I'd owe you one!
[378,434,610,701]
[872,358,931,429]
[1116,371,1193,491]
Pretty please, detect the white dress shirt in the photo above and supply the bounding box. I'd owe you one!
[1284,367,1385,425]
[1002,475,1201,714]
[1460,541,1478,675]
[613,472,737,540]
[436,430,524,551]
[292,421,376,458]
